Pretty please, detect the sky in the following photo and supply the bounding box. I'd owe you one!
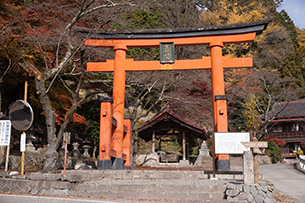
[278,0,305,29]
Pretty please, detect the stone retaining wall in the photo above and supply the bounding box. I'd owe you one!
[225,181,276,203]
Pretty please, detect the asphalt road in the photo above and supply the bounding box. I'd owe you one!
[259,163,305,202]
[0,194,223,203]
[0,194,120,203]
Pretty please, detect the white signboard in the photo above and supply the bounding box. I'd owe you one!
[20,133,26,152]
[214,132,250,154]
[0,120,11,146]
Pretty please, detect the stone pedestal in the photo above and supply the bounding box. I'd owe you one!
[112,157,124,170]
[216,157,230,171]
[26,143,35,151]
[243,151,254,185]
[178,159,190,166]
[98,159,112,170]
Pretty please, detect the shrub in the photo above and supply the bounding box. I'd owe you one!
[266,140,282,163]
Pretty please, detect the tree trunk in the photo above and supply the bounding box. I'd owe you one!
[35,78,58,172]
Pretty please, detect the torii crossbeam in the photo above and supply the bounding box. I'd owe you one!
[76,19,271,171]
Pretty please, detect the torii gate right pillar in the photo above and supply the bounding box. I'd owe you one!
[210,41,229,170]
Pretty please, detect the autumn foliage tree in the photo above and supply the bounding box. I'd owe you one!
[169,73,213,132]
[198,0,304,139]
[0,0,138,172]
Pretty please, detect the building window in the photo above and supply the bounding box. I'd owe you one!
[273,125,282,132]
[291,124,299,132]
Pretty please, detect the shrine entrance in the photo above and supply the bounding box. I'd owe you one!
[76,18,271,171]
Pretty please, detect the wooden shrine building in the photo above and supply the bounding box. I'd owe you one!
[137,106,208,162]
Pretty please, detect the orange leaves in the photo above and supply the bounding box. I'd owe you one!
[53,91,88,126]
[267,136,286,147]
[55,110,88,126]
[71,112,88,126]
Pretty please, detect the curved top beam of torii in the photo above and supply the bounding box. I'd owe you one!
[75,18,271,48]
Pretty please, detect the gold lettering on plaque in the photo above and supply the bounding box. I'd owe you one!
[164,44,170,61]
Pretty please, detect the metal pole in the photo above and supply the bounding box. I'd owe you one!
[21,81,28,175]
[5,145,9,171]
[63,143,67,175]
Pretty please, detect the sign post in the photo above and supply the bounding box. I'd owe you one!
[20,133,26,174]
[9,81,34,175]
[21,81,28,175]
[241,137,268,184]
[63,132,71,175]
[0,120,11,171]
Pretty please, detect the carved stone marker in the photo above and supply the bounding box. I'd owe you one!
[241,137,268,184]
[243,150,254,185]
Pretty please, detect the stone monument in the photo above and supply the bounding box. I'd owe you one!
[194,141,211,166]
[243,150,254,185]
[199,141,210,157]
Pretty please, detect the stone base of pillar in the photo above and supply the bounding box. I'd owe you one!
[216,159,230,171]
[98,159,112,170]
[112,157,124,170]
[178,159,190,166]
[123,165,131,170]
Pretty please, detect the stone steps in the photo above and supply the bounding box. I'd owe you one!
[65,170,241,201]
[72,176,228,201]
[0,170,242,201]
[63,169,242,181]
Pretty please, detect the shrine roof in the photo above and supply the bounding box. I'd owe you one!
[268,100,305,120]
[137,105,208,142]
[74,18,272,40]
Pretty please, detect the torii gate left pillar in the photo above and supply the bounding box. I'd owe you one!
[111,44,127,169]
[81,19,270,171]
[210,41,229,170]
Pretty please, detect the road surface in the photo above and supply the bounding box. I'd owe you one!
[0,193,223,203]
[0,194,120,203]
[259,163,305,202]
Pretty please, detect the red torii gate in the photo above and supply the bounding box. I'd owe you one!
[77,19,271,171]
